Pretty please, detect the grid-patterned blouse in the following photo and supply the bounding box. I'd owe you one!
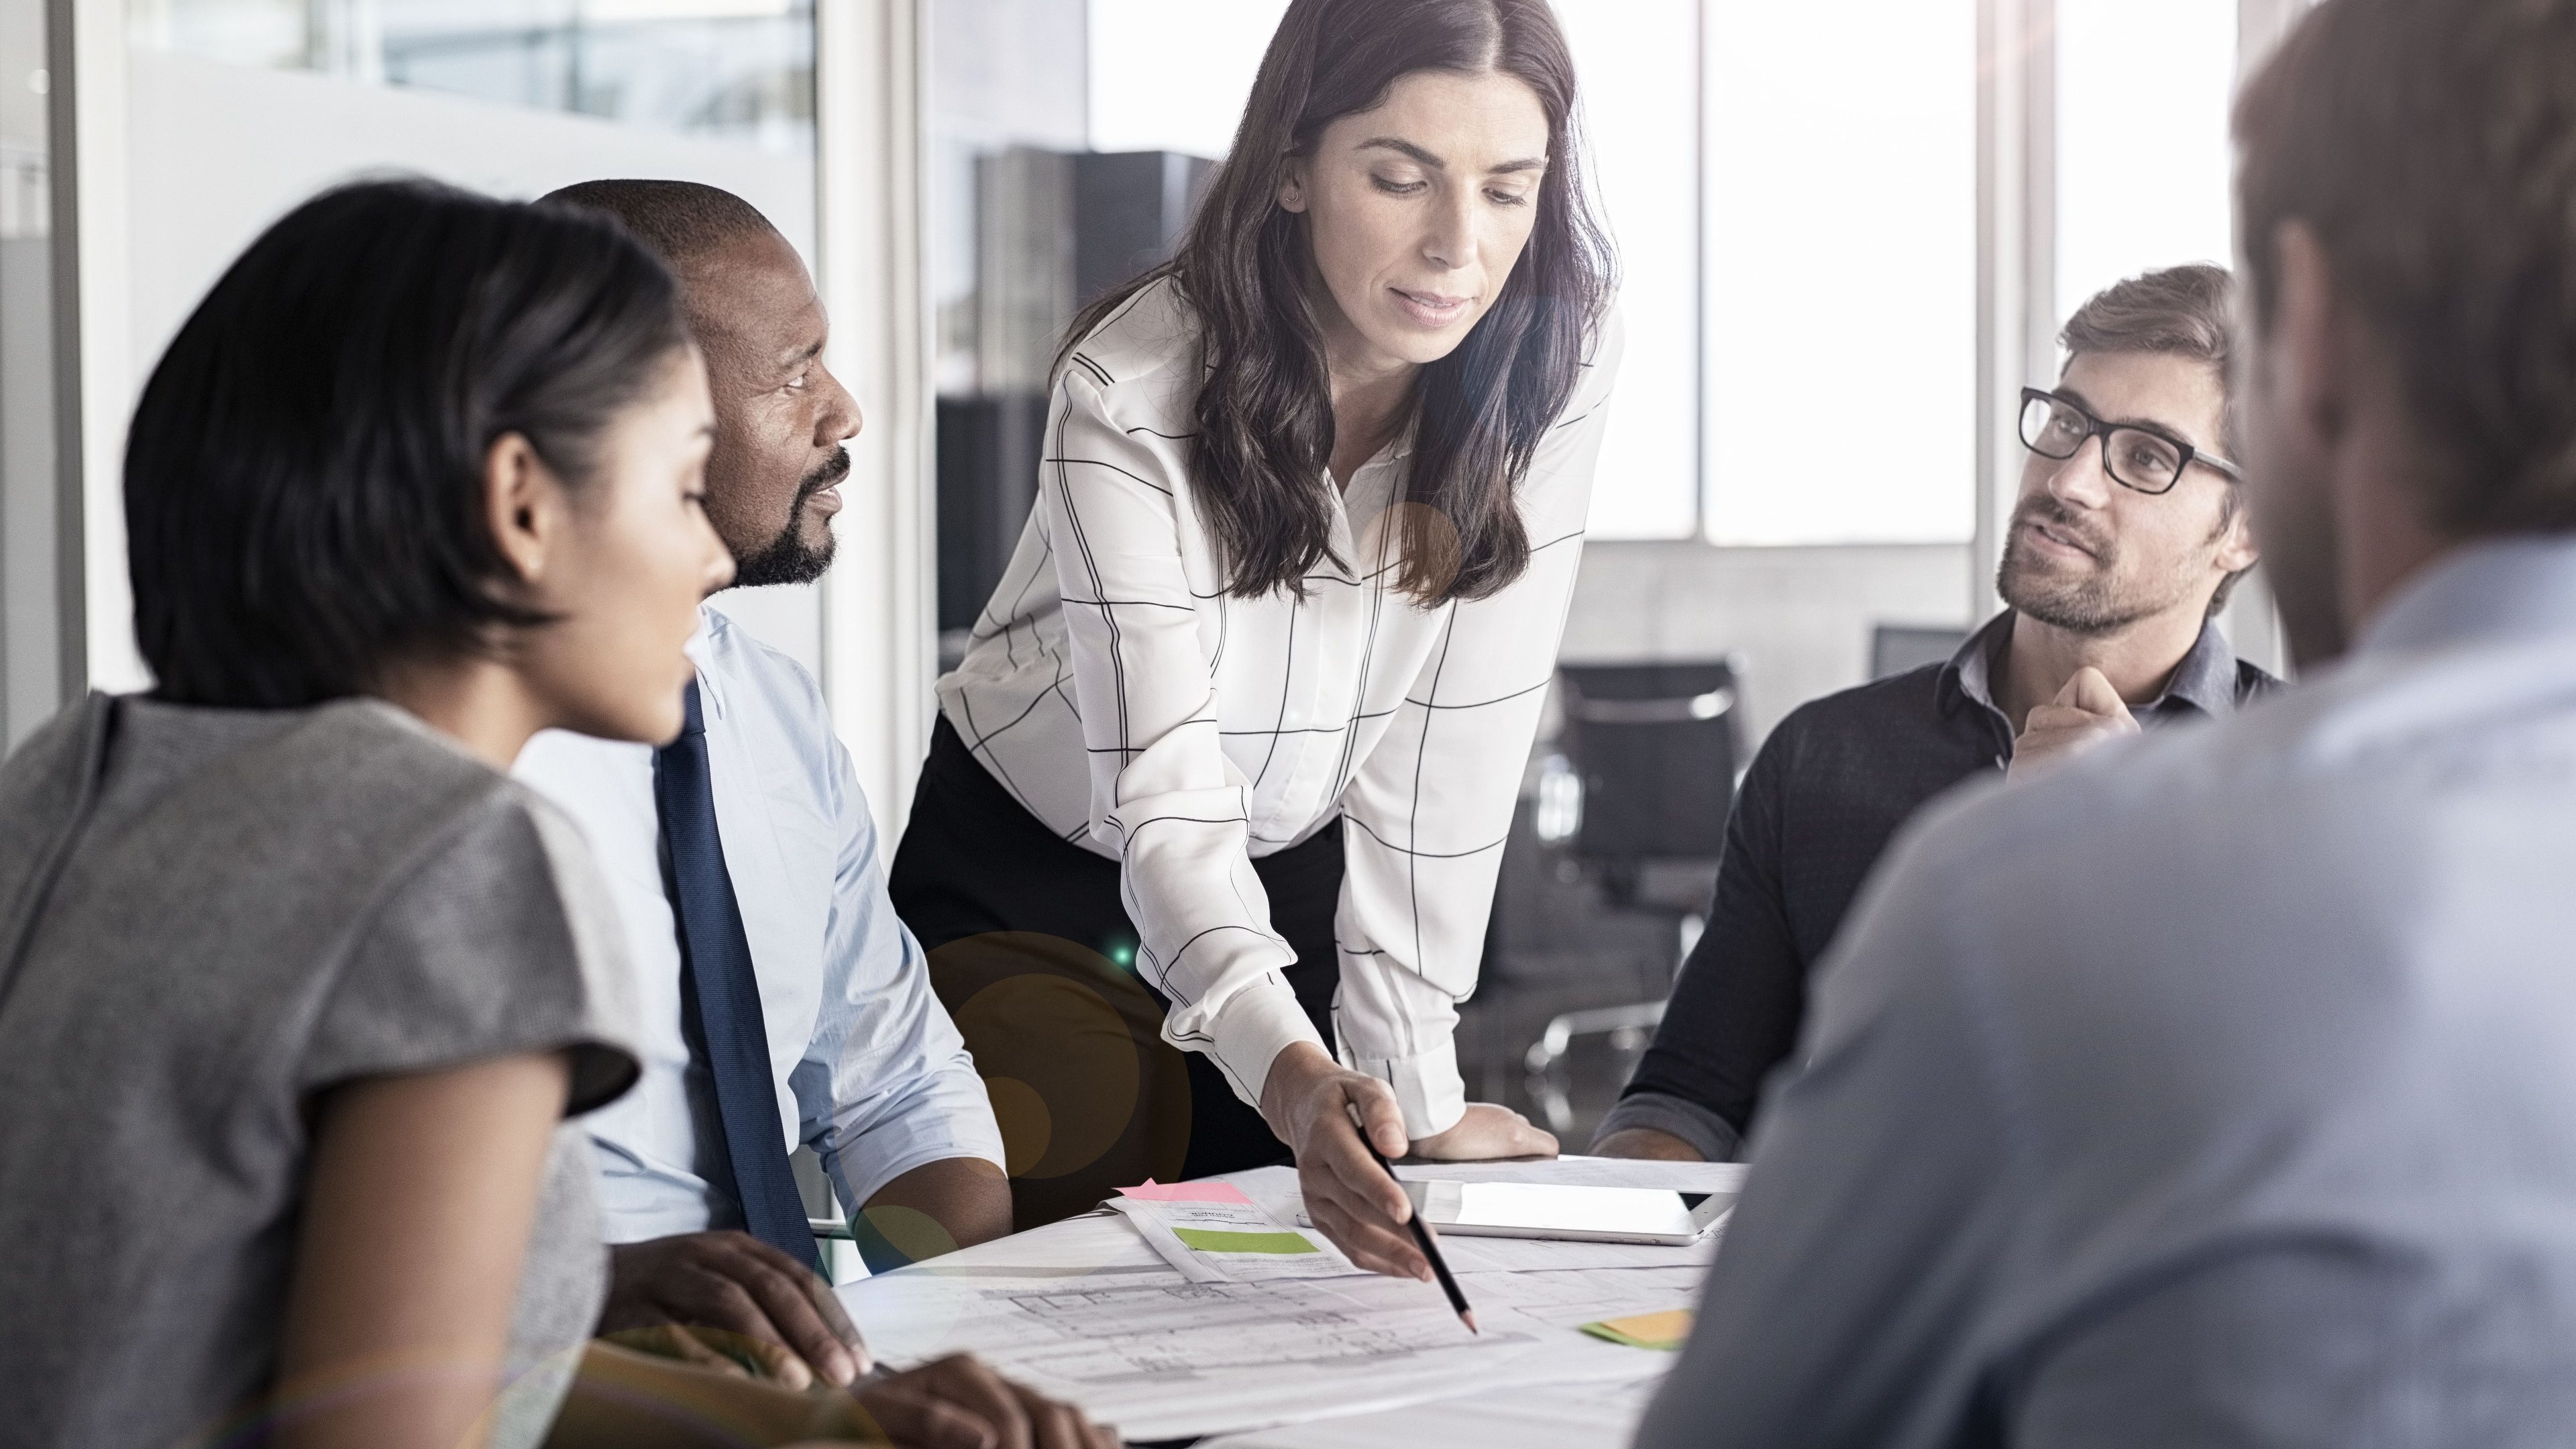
[936,277,1623,1136]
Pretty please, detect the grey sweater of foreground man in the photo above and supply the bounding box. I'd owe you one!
[1643,537,2576,1448]
[0,694,639,1449]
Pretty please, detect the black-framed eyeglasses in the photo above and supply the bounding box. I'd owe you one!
[2019,387,2243,496]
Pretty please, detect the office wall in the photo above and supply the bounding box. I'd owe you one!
[1561,540,1975,751]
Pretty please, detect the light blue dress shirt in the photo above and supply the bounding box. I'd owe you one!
[1644,537,2576,1447]
[516,605,1005,1244]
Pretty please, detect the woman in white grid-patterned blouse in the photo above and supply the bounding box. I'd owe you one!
[891,0,1620,1273]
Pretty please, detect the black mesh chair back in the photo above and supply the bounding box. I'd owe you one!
[1557,660,1742,866]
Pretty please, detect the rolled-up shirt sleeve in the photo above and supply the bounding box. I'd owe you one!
[1042,368,1322,1111]
[799,728,1007,1210]
[1336,315,1623,1137]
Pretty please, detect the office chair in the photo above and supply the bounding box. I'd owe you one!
[1504,660,1743,1134]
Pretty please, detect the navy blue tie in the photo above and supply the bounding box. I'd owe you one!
[653,680,820,1273]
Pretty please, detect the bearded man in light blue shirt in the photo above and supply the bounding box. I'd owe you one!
[1645,1,2576,1444]
[516,180,1008,1394]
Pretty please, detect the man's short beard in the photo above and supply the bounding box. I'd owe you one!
[2000,541,2147,635]
[1998,495,2163,636]
[731,454,847,588]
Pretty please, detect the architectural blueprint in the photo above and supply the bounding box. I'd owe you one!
[845,1268,1544,1440]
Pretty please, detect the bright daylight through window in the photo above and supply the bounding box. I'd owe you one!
[1702,0,1977,547]
[2055,0,2237,335]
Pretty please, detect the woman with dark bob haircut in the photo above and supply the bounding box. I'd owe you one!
[893,0,1622,1269]
[0,179,1106,1449]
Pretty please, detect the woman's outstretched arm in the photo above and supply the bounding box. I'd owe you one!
[276,1055,1116,1449]
[275,1053,572,1449]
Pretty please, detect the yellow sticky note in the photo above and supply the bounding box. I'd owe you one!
[1578,1308,1695,1350]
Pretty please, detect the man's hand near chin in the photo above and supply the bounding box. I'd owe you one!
[2009,665,2141,781]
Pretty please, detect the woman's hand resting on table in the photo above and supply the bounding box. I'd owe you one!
[1258,1043,1558,1279]
[1409,1103,1558,1161]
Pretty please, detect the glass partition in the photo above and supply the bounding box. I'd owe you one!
[126,0,815,153]
[1703,0,1979,546]
[2053,0,2236,332]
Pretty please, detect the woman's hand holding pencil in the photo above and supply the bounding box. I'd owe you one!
[1259,1043,1434,1280]
[1354,1129,1479,1334]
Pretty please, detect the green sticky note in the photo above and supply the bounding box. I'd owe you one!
[1173,1227,1320,1255]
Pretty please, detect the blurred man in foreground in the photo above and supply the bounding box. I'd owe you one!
[1644,1,2576,1442]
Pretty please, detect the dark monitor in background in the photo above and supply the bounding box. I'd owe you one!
[1871,623,1970,681]
[935,393,1048,637]
[1073,152,1212,305]
[937,148,1216,647]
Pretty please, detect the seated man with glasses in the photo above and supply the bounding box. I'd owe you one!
[1596,264,2275,1164]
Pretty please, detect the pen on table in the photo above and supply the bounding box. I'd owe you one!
[1356,1133,1479,1334]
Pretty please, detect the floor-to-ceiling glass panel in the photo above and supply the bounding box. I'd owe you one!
[2054,0,2235,332]
[1703,0,1978,546]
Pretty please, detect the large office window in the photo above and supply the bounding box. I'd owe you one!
[2055,0,2236,333]
[1087,0,1278,157]
[1703,0,1979,547]
[1554,0,1699,540]
[973,1,2238,559]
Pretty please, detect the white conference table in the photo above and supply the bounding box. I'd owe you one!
[833,1157,1745,1448]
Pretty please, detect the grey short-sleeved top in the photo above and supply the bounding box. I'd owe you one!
[0,695,641,1449]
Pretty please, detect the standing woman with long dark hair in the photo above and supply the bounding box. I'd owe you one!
[893,0,1620,1275]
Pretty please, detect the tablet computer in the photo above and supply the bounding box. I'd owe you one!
[1402,1179,1733,1246]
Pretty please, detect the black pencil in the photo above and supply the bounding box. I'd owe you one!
[1360,1136,1479,1334]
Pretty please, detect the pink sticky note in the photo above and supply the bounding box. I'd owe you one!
[1117,1178,1254,1205]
